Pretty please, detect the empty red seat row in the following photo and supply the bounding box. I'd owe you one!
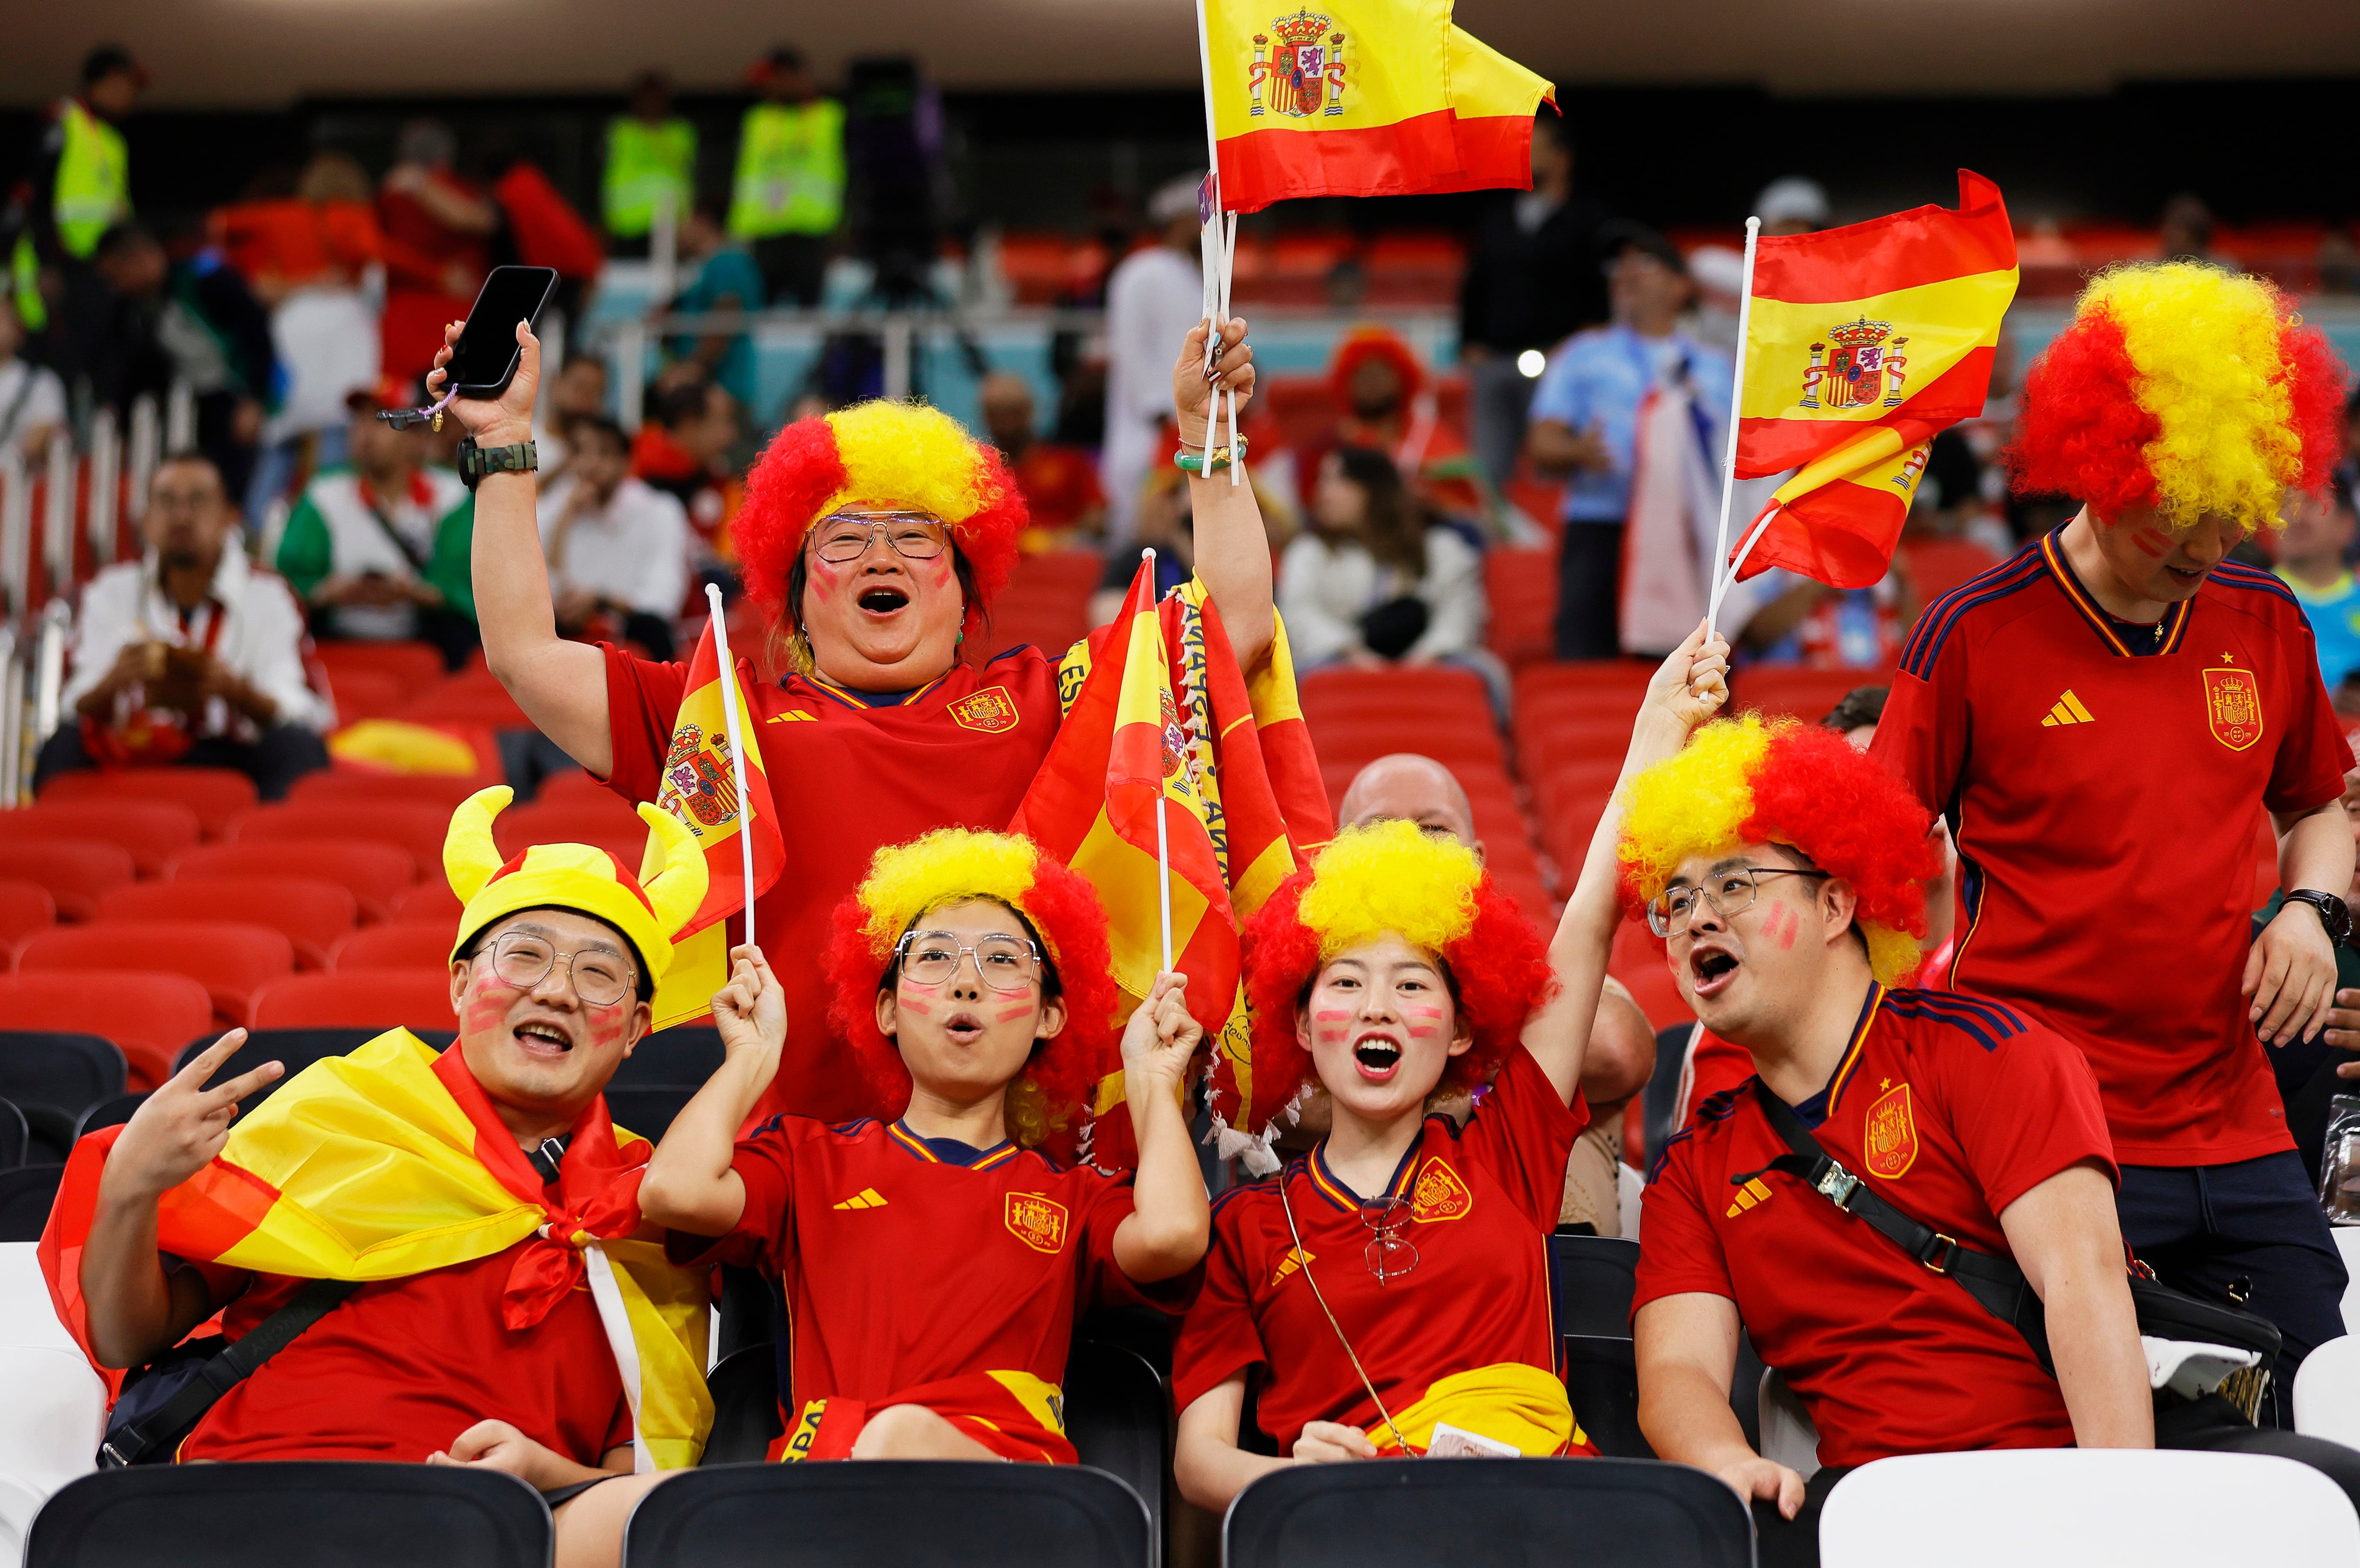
[39,767,257,837]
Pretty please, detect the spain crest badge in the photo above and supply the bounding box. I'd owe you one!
[1247,9,1347,119]
[1801,318,1910,412]
[1410,1160,1474,1223]
[949,684,1020,734]
[1863,1082,1920,1180]
[1004,1191,1070,1255]
[2202,666,2264,752]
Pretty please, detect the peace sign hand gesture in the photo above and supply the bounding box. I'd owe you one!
[100,1031,283,1205]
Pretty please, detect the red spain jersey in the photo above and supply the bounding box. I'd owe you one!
[1638,984,2116,1467]
[1870,534,2352,1165]
[1171,1048,1586,1451]
[669,1114,1196,1461]
[604,643,1071,1123]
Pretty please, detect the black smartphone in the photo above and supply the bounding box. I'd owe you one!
[441,265,558,400]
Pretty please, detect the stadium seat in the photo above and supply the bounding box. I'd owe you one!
[623,1462,1151,1568]
[0,1167,63,1244]
[1609,919,1690,1033]
[604,1085,695,1141]
[1225,1456,1751,1568]
[532,772,611,808]
[393,878,464,922]
[2336,1228,2360,1334]
[171,840,418,924]
[0,1098,25,1168]
[1514,660,1656,711]
[1729,665,1890,726]
[37,768,257,839]
[174,1028,455,1093]
[325,669,405,724]
[0,880,57,962]
[1757,1367,1822,1478]
[1903,535,2006,602]
[0,1343,106,1564]
[1063,1340,1170,1554]
[97,877,358,971]
[700,1342,784,1464]
[312,640,448,700]
[18,922,295,1026]
[24,1463,555,1568]
[247,971,455,1033]
[614,1025,724,1088]
[395,682,531,729]
[1819,1450,2360,1567]
[0,974,212,1092]
[0,803,202,879]
[2294,1334,2360,1447]
[1483,545,1558,669]
[1549,1233,1648,1459]
[0,843,135,922]
[228,804,452,876]
[287,771,481,812]
[72,1094,145,1139]
[1300,664,1490,709]
[331,922,458,970]
[495,802,649,861]
[0,1036,128,1129]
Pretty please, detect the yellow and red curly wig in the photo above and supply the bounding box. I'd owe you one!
[1328,326,1424,412]
[734,401,1028,643]
[823,827,1115,1151]
[1617,716,1937,985]
[1237,820,1555,1137]
[2008,262,2346,530]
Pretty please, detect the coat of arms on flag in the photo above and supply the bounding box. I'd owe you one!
[662,724,741,830]
[1249,10,1348,119]
[1802,320,1909,411]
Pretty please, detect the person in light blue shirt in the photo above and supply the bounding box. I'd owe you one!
[1526,223,1733,658]
[2276,478,2360,695]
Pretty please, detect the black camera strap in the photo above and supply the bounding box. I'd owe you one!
[99,1277,363,1468]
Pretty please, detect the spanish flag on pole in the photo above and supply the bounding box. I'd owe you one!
[644,615,785,1030]
[1725,170,2019,589]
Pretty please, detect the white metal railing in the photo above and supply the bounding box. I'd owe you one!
[86,406,119,564]
[0,448,29,620]
[32,599,68,754]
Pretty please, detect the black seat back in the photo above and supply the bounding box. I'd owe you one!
[611,1026,723,1088]
[0,1033,127,1123]
[700,1343,784,1466]
[74,1094,147,1139]
[27,1461,554,1568]
[1549,1233,1649,1457]
[624,1461,1151,1568]
[1644,1022,1700,1162]
[605,1086,696,1141]
[0,1164,64,1242]
[176,1029,457,1112]
[1065,1340,1169,1562]
[1223,1456,1753,1568]
[0,1095,25,1168]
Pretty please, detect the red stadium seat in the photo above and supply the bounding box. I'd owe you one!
[393,878,464,922]
[0,970,215,1090]
[170,840,418,924]
[0,802,202,878]
[18,921,296,1025]
[331,921,459,970]
[38,768,258,838]
[229,802,452,874]
[1608,918,1692,1033]
[249,969,457,1032]
[98,876,358,970]
[312,640,447,700]
[1300,664,1489,709]
[1483,546,1558,669]
[325,668,406,724]
[0,840,136,922]
[287,771,483,812]
[1903,536,2006,602]
[0,878,57,961]
[534,773,615,808]
[495,800,651,861]
[1730,666,1892,726]
[396,679,530,729]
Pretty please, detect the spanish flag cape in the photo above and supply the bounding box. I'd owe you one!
[39,1029,713,1469]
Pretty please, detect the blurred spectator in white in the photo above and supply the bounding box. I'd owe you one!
[44,451,328,799]
[88,222,276,505]
[1684,243,1746,358]
[982,370,1105,552]
[2276,480,2360,693]
[1456,117,1610,494]
[1278,446,1500,701]
[666,201,765,411]
[1101,173,1204,548]
[377,118,494,382]
[1526,223,1731,659]
[0,297,66,462]
[536,351,611,483]
[632,374,742,583]
[729,46,844,309]
[538,414,688,661]
[1753,175,1830,237]
[275,377,477,670]
[603,70,696,258]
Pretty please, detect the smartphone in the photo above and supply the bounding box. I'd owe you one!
[441,266,558,400]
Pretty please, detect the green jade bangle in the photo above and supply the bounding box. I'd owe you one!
[1174,436,1250,474]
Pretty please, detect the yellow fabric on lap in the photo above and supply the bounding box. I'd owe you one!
[1365,1361,1581,1456]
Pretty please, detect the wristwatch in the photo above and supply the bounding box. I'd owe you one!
[2284,889,2354,948]
[456,437,538,492]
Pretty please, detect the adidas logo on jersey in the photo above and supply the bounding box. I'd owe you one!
[1724,1178,1773,1219]
[2040,689,2096,727]
[832,1188,888,1210]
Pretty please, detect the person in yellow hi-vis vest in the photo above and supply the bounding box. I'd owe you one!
[41,46,143,264]
[602,71,696,259]
[726,47,843,308]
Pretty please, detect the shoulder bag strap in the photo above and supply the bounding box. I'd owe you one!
[99,1276,364,1467]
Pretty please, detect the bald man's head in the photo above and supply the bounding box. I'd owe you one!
[1337,753,1479,851]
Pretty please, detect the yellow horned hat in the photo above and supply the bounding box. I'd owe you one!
[443,787,708,985]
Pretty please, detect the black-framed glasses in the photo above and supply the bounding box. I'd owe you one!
[1361,1196,1418,1284]
[810,511,949,564]
[483,931,637,1007]
[895,930,1042,992]
[1646,866,1832,938]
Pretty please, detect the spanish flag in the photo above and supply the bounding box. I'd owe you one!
[39,1030,713,1467]
[644,617,785,1030]
[1728,170,2019,589]
[1205,0,1555,213]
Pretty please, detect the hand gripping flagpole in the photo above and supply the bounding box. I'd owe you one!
[1704,216,1762,643]
[1144,548,1175,972]
[1193,0,1238,481]
[704,582,757,952]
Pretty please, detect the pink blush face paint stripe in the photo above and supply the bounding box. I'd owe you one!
[1313,1009,1353,1022]
[992,1004,1034,1022]
[2131,528,2169,559]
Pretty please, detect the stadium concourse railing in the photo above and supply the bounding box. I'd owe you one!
[0,390,171,805]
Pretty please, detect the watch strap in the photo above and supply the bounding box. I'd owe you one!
[2286,889,2352,948]
[459,438,538,491]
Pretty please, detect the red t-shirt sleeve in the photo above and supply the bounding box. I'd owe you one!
[2265,620,2355,815]
[663,1119,796,1274]
[1075,1168,1203,1313]
[1169,1201,1266,1414]
[1630,1135,1736,1316]
[1937,1013,2120,1217]
[1869,660,1964,818]
[600,643,689,803]
[1456,1045,1589,1233]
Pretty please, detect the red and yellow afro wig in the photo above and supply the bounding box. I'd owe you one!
[734,400,1028,643]
[1328,326,1424,412]
[1236,819,1555,1138]
[1617,715,1937,985]
[823,827,1115,1151]
[2008,262,2347,531]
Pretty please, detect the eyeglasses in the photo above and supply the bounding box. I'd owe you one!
[1361,1196,1418,1284]
[481,931,637,1007]
[1645,866,1832,938]
[810,511,950,564]
[895,930,1043,993]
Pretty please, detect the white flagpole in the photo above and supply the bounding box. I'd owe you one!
[703,583,758,952]
[1144,546,1175,972]
[1193,0,1231,471]
[1705,216,1762,643]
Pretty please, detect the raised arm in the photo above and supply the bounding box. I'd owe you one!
[435,319,615,776]
[1174,319,1274,672]
[1519,623,1729,1103]
[638,947,784,1236]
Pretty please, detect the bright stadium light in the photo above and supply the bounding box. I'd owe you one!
[1516,349,1546,378]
